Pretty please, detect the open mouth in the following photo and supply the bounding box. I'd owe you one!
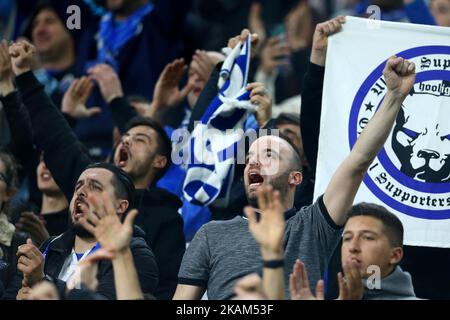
[40,172,52,182]
[118,148,129,168]
[74,200,88,220]
[248,172,264,187]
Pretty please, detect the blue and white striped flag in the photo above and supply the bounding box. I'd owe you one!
[183,36,254,206]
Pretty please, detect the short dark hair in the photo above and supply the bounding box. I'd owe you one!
[278,133,303,173]
[274,113,300,127]
[85,162,135,209]
[347,203,404,248]
[124,116,172,182]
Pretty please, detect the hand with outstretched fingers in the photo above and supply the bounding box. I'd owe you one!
[78,191,138,254]
[62,76,101,119]
[289,259,324,300]
[244,185,285,260]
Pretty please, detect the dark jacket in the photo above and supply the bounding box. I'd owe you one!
[39,228,158,300]
[0,231,28,300]
[15,71,185,300]
[1,91,69,240]
[134,187,185,300]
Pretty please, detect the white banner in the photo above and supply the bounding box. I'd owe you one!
[315,17,450,247]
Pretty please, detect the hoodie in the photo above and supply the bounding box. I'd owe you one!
[363,266,419,300]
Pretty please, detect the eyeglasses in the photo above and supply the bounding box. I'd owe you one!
[0,173,7,184]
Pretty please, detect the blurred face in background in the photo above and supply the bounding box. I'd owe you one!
[371,0,403,10]
[430,0,450,27]
[107,0,143,15]
[276,122,309,170]
[187,51,225,108]
[37,158,62,196]
[32,8,71,60]
[0,160,10,207]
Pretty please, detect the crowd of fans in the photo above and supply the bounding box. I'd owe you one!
[0,0,448,300]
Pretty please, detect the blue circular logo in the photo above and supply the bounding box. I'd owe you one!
[349,46,450,219]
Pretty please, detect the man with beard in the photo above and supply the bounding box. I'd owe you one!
[173,51,417,299]
[16,162,158,300]
[9,40,185,300]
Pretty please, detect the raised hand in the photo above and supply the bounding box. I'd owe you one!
[0,40,14,94]
[244,185,285,260]
[87,63,124,104]
[78,192,138,254]
[337,262,364,300]
[227,28,260,58]
[66,248,115,292]
[148,58,193,117]
[16,238,45,287]
[259,37,290,75]
[15,212,50,246]
[289,259,324,300]
[62,76,101,119]
[9,40,36,76]
[310,16,346,66]
[246,82,272,127]
[190,51,224,83]
[383,56,416,98]
[248,2,266,55]
[285,1,314,51]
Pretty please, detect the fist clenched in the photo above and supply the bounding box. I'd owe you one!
[9,40,36,76]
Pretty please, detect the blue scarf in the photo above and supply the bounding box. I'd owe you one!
[97,2,154,70]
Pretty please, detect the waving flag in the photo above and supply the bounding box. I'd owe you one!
[183,37,254,206]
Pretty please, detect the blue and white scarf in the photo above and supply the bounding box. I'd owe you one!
[183,37,255,206]
[96,3,153,70]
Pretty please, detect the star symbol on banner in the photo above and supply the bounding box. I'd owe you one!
[365,102,375,112]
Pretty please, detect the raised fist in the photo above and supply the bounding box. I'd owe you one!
[9,40,36,76]
[383,56,416,98]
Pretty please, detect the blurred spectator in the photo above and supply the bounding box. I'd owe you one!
[251,1,320,116]
[334,0,436,24]
[274,113,314,210]
[22,1,93,107]
[430,0,450,26]
[0,152,29,300]
[73,0,191,159]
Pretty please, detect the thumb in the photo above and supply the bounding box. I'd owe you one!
[124,209,139,229]
[82,248,115,265]
[26,238,33,245]
[87,107,102,117]
[180,81,194,99]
